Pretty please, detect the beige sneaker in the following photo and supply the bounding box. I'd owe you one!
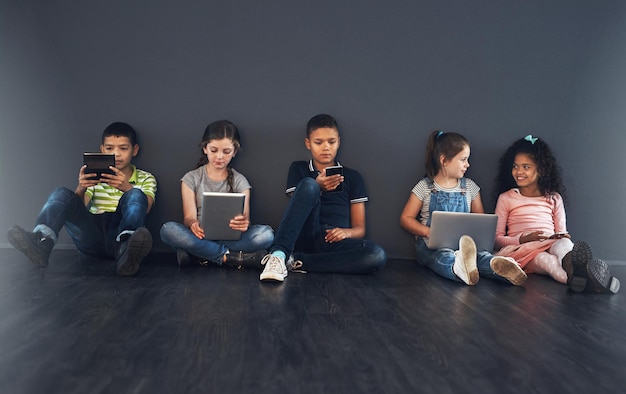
[260,254,288,282]
[490,256,527,286]
[452,235,479,285]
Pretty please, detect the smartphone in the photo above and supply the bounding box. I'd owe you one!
[325,165,343,192]
[549,231,569,239]
[83,153,115,180]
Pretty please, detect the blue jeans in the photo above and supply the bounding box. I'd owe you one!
[33,186,149,259]
[415,237,505,282]
[160,222,274,265]
[272,177,386,274]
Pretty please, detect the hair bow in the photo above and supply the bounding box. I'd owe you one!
[436,131,443,138]
[524,134,538,144]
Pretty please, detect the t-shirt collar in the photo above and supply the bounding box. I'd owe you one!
[308,159,342,174]
[128,165,138,184]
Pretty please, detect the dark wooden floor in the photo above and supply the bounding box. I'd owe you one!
[0,249,625,394]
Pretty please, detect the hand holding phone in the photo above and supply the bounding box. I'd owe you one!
[549,231,569,239]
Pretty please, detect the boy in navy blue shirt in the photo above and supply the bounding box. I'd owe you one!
[260,114,386,282]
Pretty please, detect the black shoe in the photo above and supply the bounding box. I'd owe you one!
[224,250,267,270]
[586,258,620,294]
[7,225,54,267]
[563,241,593,292]
[176,248,191,267]
[176,249,209,267]
[116,227,152,276]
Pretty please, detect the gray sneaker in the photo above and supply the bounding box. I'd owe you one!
[7,225,54,267]
[260,254,288,282]
[116,227,152,276]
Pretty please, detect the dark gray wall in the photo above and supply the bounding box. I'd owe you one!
[2,0,625,260]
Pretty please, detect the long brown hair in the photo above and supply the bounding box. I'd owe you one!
[196,120,241,192]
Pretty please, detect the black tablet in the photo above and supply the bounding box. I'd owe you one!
[83,153,115,180]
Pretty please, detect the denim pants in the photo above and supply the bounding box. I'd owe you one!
[418,178,504,282]
[33,186,148,259]
[415,237,503,282]
[271,177,386,274]
[160,222,274,265]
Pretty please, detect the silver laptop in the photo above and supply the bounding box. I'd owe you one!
[426,211,498,251]
[200,192,245,240]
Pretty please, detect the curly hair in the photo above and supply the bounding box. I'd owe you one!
[494,136,567,203]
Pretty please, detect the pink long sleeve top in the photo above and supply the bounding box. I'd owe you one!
[494,188,567,250]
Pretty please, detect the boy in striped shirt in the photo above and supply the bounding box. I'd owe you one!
[8,122,157,276]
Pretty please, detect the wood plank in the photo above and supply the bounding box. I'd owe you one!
[0,249,624,393]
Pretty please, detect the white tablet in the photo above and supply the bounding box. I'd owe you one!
[200,192,245,241]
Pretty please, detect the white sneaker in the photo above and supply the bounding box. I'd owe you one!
[453,235,479,285]
[490,256,527,286]
[260,254,288,282]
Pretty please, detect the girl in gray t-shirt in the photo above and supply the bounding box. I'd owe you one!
[160,120,273,269]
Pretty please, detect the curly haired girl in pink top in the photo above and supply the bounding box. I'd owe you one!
[494,135,619,294]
